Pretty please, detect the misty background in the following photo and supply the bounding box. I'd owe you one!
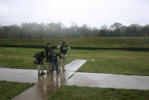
[0,23,149,38]
[0,0,149,38]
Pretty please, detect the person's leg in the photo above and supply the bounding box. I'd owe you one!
[49,62,52,72]
[51,62,55,74]
[62,54,66,71]
[60,56,62,71]
[41,63,45,74]
[55,61,59,74]
[47,62,50,73]
[60,54,64,71]
[37,65,41,76]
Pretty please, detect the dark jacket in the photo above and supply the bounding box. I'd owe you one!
[44,46,52,62]
[45,46,51,57]
[50,51,61,62]
[60,44,68,54]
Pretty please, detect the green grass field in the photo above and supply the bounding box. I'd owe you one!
[0,81,33,100]
[0,47,73,69]
[1,37,149,48]
[0,47,149,75]
[0,47,40,69]
[48,86,149,100]
[0,37,149,100]
[76,50,149,75]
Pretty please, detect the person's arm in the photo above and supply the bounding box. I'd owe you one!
[65,45,71,50]
[67,46,71,50]
[57,45,61,49]
[56,52,61,59]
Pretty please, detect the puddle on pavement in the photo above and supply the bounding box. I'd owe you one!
[67,72,149,90]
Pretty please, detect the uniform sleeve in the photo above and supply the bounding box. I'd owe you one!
[56,53,61,59]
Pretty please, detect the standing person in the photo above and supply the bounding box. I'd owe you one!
[34,51,45,76]
[58,42,70,72]
[50,47,61,74]
[45,43,52,73]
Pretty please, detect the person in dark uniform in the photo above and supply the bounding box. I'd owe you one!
[34,51,45,76]
[44,43,52,73]
[57,42,70,72]
[50,47,61,74]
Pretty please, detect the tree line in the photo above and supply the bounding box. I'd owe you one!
[0,22,149,39]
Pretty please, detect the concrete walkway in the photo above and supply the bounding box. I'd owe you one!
[0,59,87,83]
[67,72,149,90]
[1,59,149,100]
[11,59,87,100]
[0,68,38,83]
[12,73,62,100]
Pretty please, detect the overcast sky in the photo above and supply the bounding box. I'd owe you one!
[0,0,149,28]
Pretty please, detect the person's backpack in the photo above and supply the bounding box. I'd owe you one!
[33,51,45,65]
[34,53,40,65]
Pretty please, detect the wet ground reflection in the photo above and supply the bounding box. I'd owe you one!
[10,59,87,100]
[12,71,67,100]
[37,72,66,98]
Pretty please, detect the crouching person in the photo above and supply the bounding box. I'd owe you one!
[50,47,61,74]
[34,51,45,76]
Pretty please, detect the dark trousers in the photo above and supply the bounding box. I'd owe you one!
[51,61,58,74]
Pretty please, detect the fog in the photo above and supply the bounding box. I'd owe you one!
[0,0,149,28]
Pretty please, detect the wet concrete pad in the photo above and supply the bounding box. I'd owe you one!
[12,73,61,100]
[0,68,39,83]
[67,72,149,90]
[0,59,87,83]
[65,59,87,79]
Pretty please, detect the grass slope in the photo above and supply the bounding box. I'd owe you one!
[48,86,149,100]
[0,81,32,100]
[0,37,149,48]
